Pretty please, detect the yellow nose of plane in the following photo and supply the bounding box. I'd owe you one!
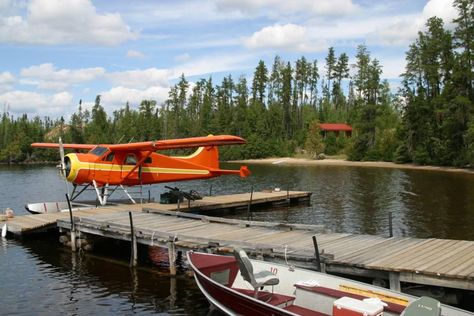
[65,153,79,183]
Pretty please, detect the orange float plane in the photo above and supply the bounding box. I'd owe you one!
[32,135,250,205]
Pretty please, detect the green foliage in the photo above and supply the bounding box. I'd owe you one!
[3,1,474,169]
[323,133,339,155]
[305,120,325,157]
[466,121,474,166]
[399,7,474,166]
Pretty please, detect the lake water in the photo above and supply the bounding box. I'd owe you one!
[1,163,474,315]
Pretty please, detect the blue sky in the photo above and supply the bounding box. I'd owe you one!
[0,0,458,118]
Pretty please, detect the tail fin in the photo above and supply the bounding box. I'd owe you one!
[176,146,219,169]
[176,146,251,178]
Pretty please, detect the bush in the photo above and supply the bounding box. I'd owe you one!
[304,120,325,157]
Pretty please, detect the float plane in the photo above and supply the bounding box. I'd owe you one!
[31,135,250,205]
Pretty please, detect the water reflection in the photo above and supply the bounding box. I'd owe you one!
[0,236,211,315]
[1,163,474,315]
[219,164,474,241]
[399,171,474,240]
[1,163,474,240]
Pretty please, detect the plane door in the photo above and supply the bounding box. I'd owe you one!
[122,153,140,180]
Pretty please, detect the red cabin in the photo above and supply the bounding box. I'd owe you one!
[319,123,353,138]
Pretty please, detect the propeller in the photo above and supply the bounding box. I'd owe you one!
[58,137,70,195]
[59,137,66,177]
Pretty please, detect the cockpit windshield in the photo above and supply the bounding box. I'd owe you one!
[89,146,109,156]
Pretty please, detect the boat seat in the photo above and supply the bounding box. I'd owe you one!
[401,296,441,316]
[234,248,279,298]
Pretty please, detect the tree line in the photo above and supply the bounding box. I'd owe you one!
[1,0,473,167]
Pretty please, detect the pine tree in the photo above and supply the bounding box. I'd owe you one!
[325,47,336,102]
[252,60,268,105]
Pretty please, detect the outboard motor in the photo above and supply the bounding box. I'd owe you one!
[401,296,441,316]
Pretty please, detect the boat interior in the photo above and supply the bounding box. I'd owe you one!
[189,250,444,316]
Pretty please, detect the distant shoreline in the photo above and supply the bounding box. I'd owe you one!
[229,157,474,175]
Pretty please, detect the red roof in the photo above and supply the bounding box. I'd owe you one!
[319,123,352,132]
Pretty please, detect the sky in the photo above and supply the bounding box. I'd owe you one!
[0,0,459,118]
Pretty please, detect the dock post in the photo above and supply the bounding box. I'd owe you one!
[209,185,212,196]
[247,185,254,221]
[287,185,290,205]
[168,237,177,276]
[129,212,137,267]
[312,235,322,272]
[388,212,393,237]
[148,190,151,203]
[65,194,76,252]
[169,275,177,308]
[389,272,401,292]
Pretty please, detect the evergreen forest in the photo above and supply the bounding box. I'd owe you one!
[1,0,473,167]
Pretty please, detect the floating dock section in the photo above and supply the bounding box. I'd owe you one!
[4,190,311,235]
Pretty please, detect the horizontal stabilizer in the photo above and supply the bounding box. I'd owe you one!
[240,166,251,178]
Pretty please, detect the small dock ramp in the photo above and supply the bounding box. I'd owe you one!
[3,190,311,235]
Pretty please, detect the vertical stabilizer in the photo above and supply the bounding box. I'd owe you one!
[176,146,219,169]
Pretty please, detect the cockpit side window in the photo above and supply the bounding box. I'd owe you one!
[125,154,137,165]
[90,146,109,156]
[104,152,115,162]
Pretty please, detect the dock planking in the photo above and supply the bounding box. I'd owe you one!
[3,188,473,293]
[53,206,474,293]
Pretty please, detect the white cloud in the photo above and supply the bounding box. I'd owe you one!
[243,23,327,52]
[363,15,421,47]
[126,49,145,58]
[0,0,12,13]
[216,0,359,17]
[422,0,457,27]
[0,90,73,115]
[100,86,170,110]
[20,63,105,90]
[145,1,243,23]
[0,0,137,45]
[98,53,254,109]
[174,53,253,77]
[107,68,173,90]
[0,71,15,93]
[366,0,457,47]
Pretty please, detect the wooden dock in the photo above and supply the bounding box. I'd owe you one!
[3,190,311,235]
[54,207,474,293]
[4,188,473,294]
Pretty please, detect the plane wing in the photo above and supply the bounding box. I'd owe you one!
[31,143,96,150]
[32,135,246,152]
[108,135,246,151]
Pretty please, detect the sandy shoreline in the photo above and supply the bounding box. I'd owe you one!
[230,157,474,175]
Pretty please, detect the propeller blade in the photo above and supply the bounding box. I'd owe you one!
[59,137,66,177]
[58,137,70,195]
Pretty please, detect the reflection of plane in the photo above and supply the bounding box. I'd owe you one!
[32,135,250,205]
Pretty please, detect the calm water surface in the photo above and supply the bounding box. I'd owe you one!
[1,163,474,315]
